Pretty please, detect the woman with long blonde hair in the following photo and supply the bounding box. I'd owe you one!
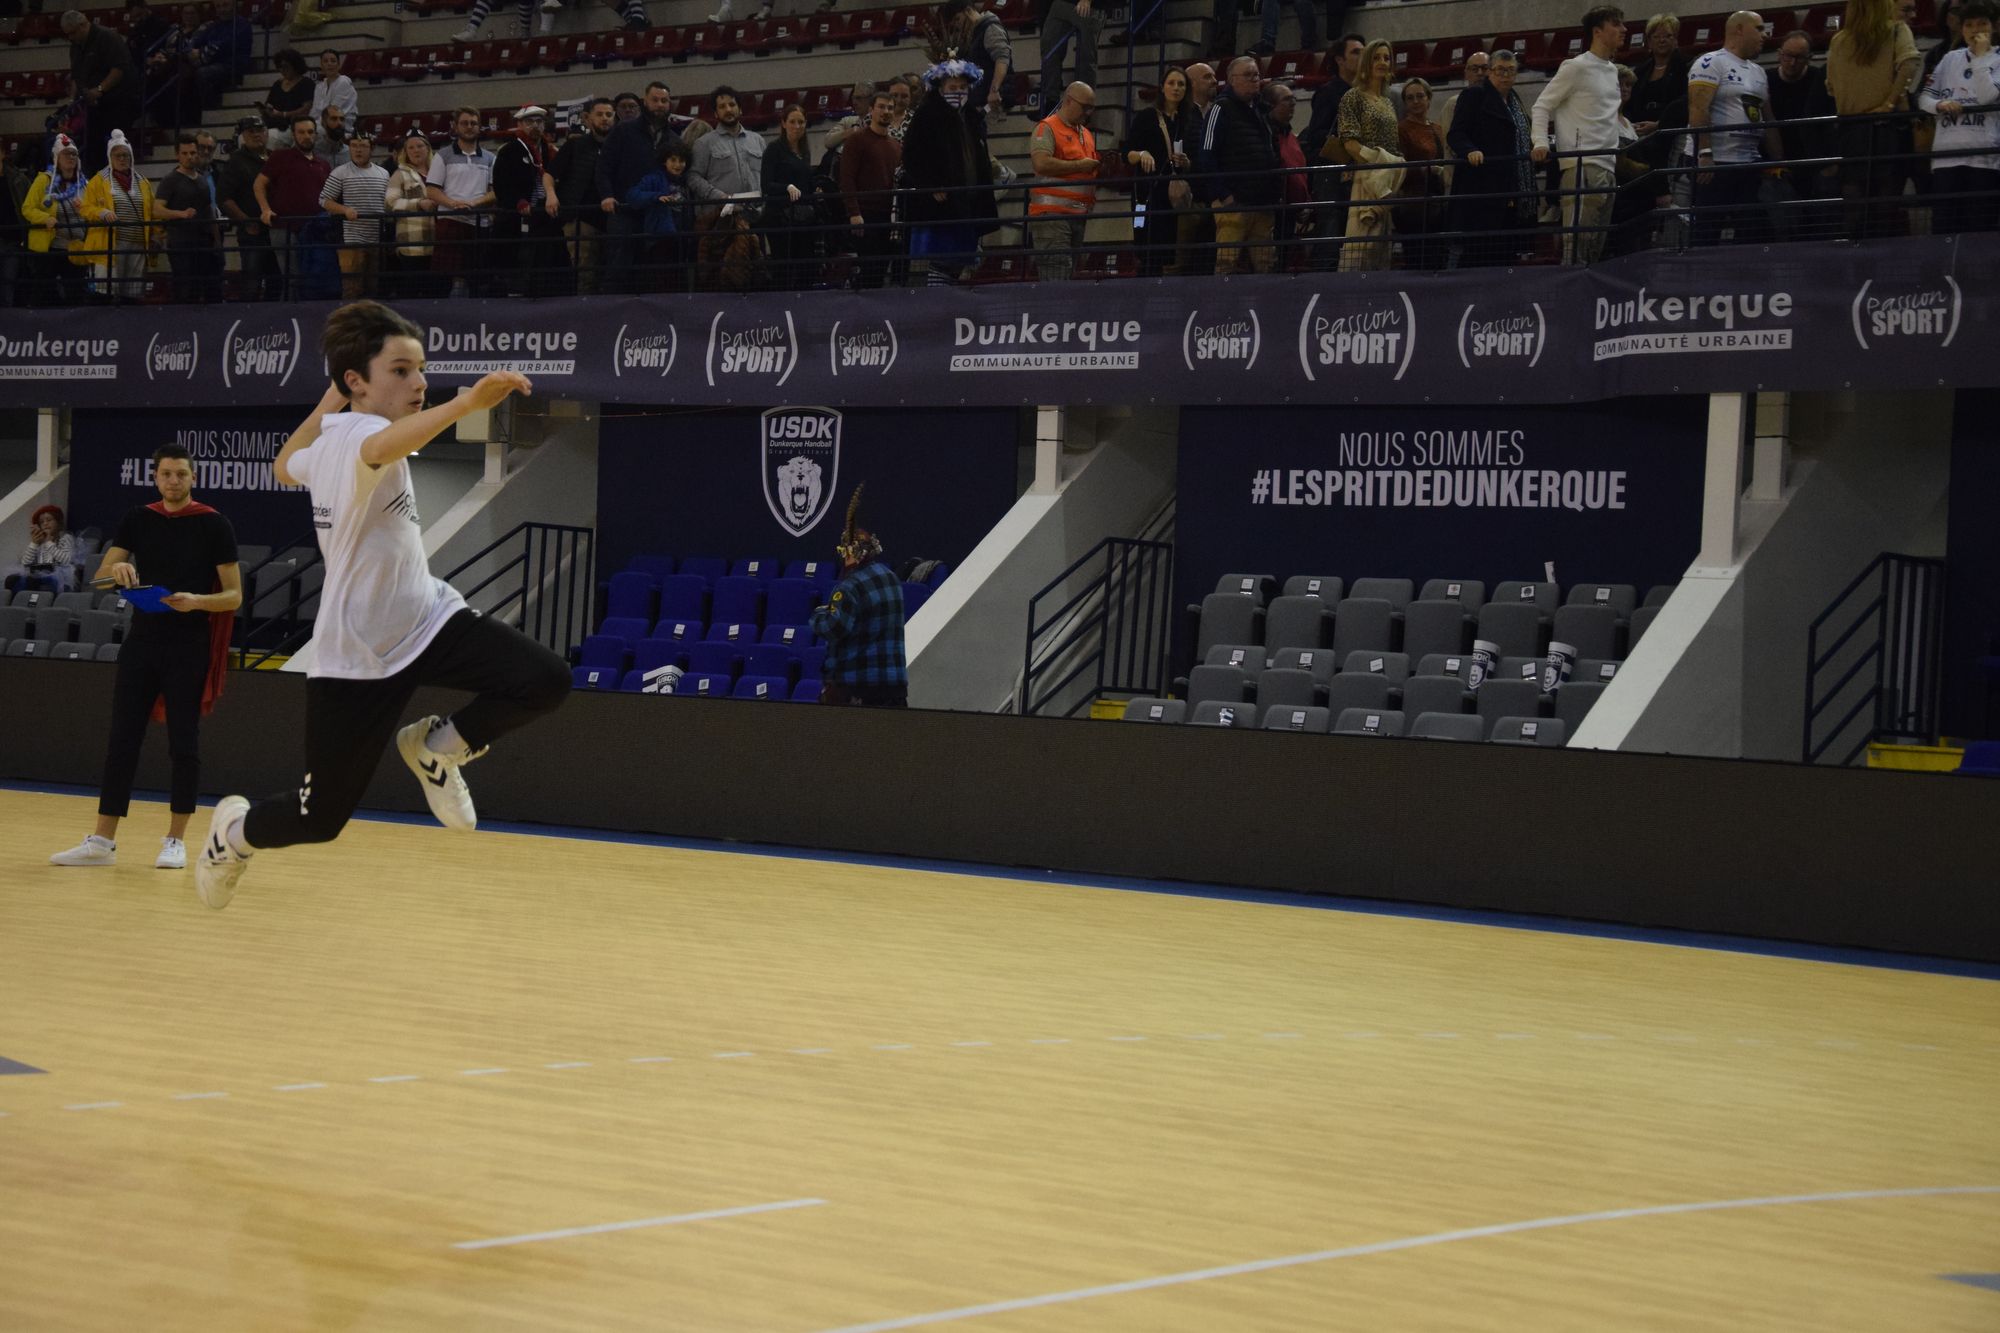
[1828,0,1921,236]
[1336,39,1405,270]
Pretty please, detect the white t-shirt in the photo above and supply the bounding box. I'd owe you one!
[289,411,466,680]
[1687,48,1769,164]
[1920,47,2000,173]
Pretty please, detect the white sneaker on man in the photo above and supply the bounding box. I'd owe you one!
[195,796,252,910]
[156,837,187,870]
[452,21,480,39]
[397,716,479,832]
[49,834,116,867]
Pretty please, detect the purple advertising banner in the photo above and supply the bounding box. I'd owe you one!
[1,236,1987,409]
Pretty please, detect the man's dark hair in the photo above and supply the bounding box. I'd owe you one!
[1341,32,1365,51]
[1582,4,1624,33]
[274,47,306,76]
[291,113,317,131]
[713,84,740,103]
[645,80,671,96]
[940,0,975,24]
[453,104,480,123]
[319,48,339,60]
[323,301,425,400]
[867,89,891,107]
[614,90,639,105]
[152,443,192,466]
[175,130,198,147]
[586,95,614,112]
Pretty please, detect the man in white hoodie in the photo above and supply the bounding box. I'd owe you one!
[1532,4,1628,264]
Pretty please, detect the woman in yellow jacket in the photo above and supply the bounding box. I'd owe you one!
[21,133,92,305]
[72,130,159,302]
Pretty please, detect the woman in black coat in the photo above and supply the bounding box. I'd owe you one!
[762,104,821,289]
[1125,66,1195,277]
[1446,51,1533,267]
[898,57,997,285]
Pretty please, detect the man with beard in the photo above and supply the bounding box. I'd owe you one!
[492,105,567,295]
[596,81,679,291]
[552,96,614,290]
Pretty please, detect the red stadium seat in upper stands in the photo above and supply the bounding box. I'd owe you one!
[1426,35,1484,79]
[767,15,812,51]
[1800,3,1844,43]
[1389,40,1429,81]
[1266,49,1321,84]
[968,252,1033,283]
[722,19,771,54]
[467,39,531,76]
[641,25,689,61]
[886,6,931,41]
[1765,8,1804,41]
[679,92,713,123]
[807,10,856,45]
[1493,30,1556,71]
[805,84,844,119]
[344,48,387,82]
[735,89,775,127]
[988,0,1036,31]
[686,22,736,57]
[0,73,23,104]
[28,70,66,102]
[850,9,894,43]
[1680,12,1730,49]
[526,36,565,68]
[1546,28,1588,66]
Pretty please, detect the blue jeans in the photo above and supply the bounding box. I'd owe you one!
[1260,0,1318,50]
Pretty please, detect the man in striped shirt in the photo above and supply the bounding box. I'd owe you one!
[811,523,908,706]
[320,130,387,297]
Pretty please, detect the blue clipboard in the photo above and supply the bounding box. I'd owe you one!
[119,585,177,614]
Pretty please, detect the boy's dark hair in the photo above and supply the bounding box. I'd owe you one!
[1963,0,1995,22]
[1582,4,1624,33]
[175,131,198,148]
[323,301,425,399]
[659,136,689,165]
[153,442,192,466]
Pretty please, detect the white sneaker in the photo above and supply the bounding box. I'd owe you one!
[195,797,252,910]
[452,21,480,39]
[538,8,555,29]
[397,716,479,832]
[156,837,187,870]
[49,834,116,867]
[539,0,561,10]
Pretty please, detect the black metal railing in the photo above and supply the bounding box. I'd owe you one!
[232,532,325,669]
[443,521,594,659]
[1803,552,1946,766]
[1020,535,1173,717]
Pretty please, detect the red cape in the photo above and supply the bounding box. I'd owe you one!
[143,500,232,722]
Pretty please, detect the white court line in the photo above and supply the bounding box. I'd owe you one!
[1576,1033,1616,1041]
[1027,1039,1071,1046]
[1106,1036,1147,1043]
[628,1056,674,1064]
[453,1197,828,1250]
[545,1061,592,1070]
[790,1049,834,1056]
[950,1041,994,1048]
[1420,1033,1462,1040]
[64,1102,122,1111]
[275,1083,327,1092]
[460,1068,509,1077]
[369,1075,421,1083]
[810,1186,2000,1333]
[1496,1033,1537,1041]
[873,1044,914,1051]
[173,1091,229,1101]
[713,1052,756,1060]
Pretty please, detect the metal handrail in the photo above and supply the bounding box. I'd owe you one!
[1802,552,1945,765]
[1020,535,1172,717]
[442,520,594,657]
[232,531,324,669]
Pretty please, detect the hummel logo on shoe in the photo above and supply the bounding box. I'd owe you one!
[396,715,479,832]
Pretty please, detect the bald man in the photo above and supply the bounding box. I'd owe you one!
[1028,80,1103,280]
[1686,10,1785,245]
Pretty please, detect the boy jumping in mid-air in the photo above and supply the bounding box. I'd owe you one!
[196,301,572,908]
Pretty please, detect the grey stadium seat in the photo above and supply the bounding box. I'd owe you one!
[1335,707,1405,737]
[1262,705,1331,733]
[1331,597,1397,657]
[1194,594,1265,662]
[249,559,299,616]
[1412,712,1484,742]
[1256,668,1321,710]
[1574,658,1620,684]
[1552,604,1620,662]
[76,610,123,646]
[1418,578,1485,608]
[1556,681,1607,730]
[1642,583,1676,607]
[1565,582,1638,617]
[1491,580,1560,613]
[1269,646,1338,687]
[1401,599,1472,662]
[1324,672,1394,716]
[1340,650,1410,683]
[1189,700,1260,728]
[1416,653,1471,681]
[1282,574,1344,601]
[1214,573,1278,605]
[1400,675,1470,719]
[236,543,272,570]
[1122,697,1187,724]
[1264,595,1333,657]
[94,642,122,662]
[54,591,96,615]
[99,592,133,613]
[5,638,53,658]
[1187,664,1254,710]
[11,588,51,611]
[1476,678,1547,735]
[1349,577,1414,610]
[1628,604,1659,647]
[32,607,75,644]
[1491,716,1567,747]
[1205,643,1262,671]
[1476,601,1545,659]
[0,607,31,643]
[50,641,93,661]
[1498,656,1544,685]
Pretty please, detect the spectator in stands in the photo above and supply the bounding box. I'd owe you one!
[1828,0,1920,238]
[1202,56,1280,273]
[688,86,766,215]
[1606,62,1666,251]
[613,91,642,123]
[823,80,878,155]
[945,0,1016,120]
[1534,4,1628,264]
[1437,47,1489,139]
[458,0,645,41]
[1395,76,1450,269]
[1685,10,1781,246]
[812,511,908,707]
[624,137,691,290]
[314,102,349,166]
[1925,0,1965,78]
[1625,14,1691,135]
[1920,0,2000,232]
[1334,39,1401,270]
[1040,0,1101,115]
[157,131,219,301]
[840,89,902,287]
[597,81,681,289]
[140,4,200,129]
[255,114,329,297]
[258,48,314,132]
[63,10,142,175]
[1301,33,1362,160]
[22,134,91,306]
[553,96,614,293]
[1128,64,1194,276]
[886,75,916,140]
[217,117,274,299]
[384,132,439,297]
[78,130,156,302]
[763,103,821,288]
[427,107,497,296]
[1029,81,1105,280]
[1768,31,1840,239]
[901,55,999,287]
[1448,47,1532,265]
[1251,0,1317,59]
[1175,61,1218,274]
[1264,82,1310,264]
[492,105,567,296]
[311,49,359,129]
[124,0,173,63]
[6,506,75,594]
[320,129,387,297]
[189,0,252,113]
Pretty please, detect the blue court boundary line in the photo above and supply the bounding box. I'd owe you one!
[11,777,1999,982]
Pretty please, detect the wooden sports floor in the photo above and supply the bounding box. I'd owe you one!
[3,785,1997,1332]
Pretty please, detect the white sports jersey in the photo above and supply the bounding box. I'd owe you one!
[289,411,466,679]
[1687,48,1769,164]
[1920,47,2000,173]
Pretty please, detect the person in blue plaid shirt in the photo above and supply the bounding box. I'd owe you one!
[811,517,908,707]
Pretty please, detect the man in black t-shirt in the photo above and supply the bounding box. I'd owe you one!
[49,443,242,872]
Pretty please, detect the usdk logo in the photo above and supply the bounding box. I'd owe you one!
[0,331,121,381]
[1456,302,1546,369]
[761,407,840,536]
[612,322,677,378]
[1850,277,1961,350]
[1297,292,1416,382]
[949,315,1142,372]
[708,311,799,387]
[1181,310,1261,372]
[829,318,898,376]
[221,317,302,388]
[145,331,199,381]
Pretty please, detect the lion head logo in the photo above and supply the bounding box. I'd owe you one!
[777,456,823,530]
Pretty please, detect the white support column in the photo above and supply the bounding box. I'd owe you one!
[484,440,507,484]
[35,407,62,477]
[1748,391,1791,502]
[1031,405,1064,495]
[1698,391,1748,568]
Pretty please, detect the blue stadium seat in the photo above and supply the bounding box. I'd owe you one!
[686,642,744,677]
[733,675,789,700]
[620,669,650,692]
[651,617,703,644]
[784,559,837,585]
[902,583,932,615]
[578,635,632,670]
[628,554,676,582]
[679,671,733,697]
[706,621,757,645]
[766,578,818,626]
[596,616,650,643]
[796,644,827,678]
[763,623,814,647]
[745,644,800,680]
[792,679,822,702]
[572,665,620,690]
[634,638,689,673]
[605,571,657,621]
[711,576,766,627]
[678,556,728,584]
[657,575,709,622]
[732,557,781,581]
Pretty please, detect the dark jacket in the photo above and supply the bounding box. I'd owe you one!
[1301,74,1351,161]
[897,96,997,227]
[491,135,550,212]
[1198,87,1280,205]
[1126,100,1193,213]
[761,137,817,221]
[551,130,608,221]
[1445,81,1525,199]
[1768,66,1836,165]
[595,112,673,202]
